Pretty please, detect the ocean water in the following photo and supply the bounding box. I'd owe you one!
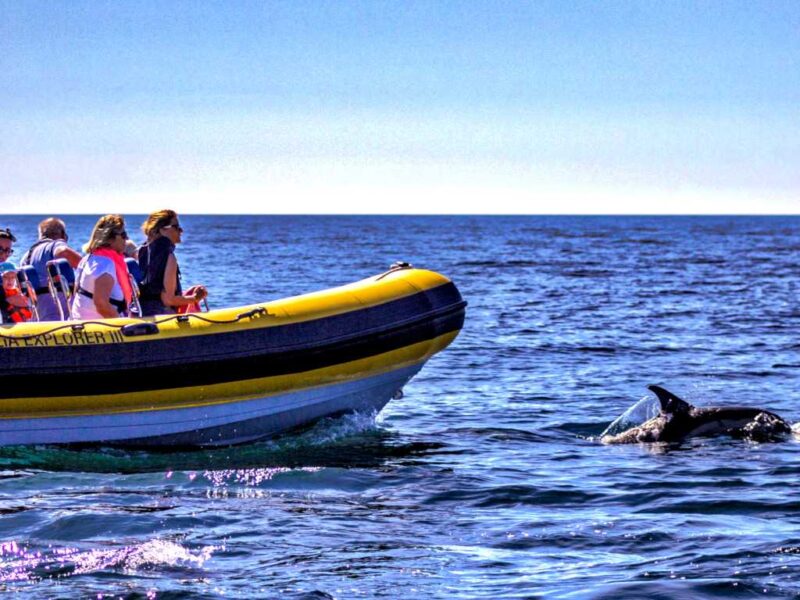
[0,214,798,599]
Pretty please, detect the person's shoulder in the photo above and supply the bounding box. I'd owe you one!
[152,236,175,252]
[86,254,115,272]
[52,239,70,252]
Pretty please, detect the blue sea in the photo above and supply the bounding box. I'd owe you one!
[0,215,798,599]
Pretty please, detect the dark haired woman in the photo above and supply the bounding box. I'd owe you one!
[137,209,207,316]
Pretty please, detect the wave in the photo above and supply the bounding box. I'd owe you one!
[423,485,605,508]
[0,538,217,584]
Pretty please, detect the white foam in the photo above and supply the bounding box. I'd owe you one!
[600,395,661,438]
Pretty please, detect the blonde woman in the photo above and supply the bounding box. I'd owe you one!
[137,209,207,316]
[70,215,133,320]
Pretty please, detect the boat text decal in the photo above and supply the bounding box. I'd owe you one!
[0,330,126,347]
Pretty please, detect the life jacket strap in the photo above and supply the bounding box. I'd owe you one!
[78,288,127,314]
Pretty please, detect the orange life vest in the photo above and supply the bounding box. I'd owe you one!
[4,288,32,323]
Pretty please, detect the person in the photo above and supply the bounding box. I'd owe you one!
[20,217,82,321]
[0,230,32,323]
[0,268,32,323]
[137,210,207,316]
[70,215,133,320]
[0,228,15,264]
[123,239,139,260]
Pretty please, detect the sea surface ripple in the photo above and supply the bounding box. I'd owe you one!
[0,215,798,598]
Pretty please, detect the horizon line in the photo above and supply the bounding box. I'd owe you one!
[1,212,799,217]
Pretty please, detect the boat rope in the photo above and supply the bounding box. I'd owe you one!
[375,261,413,281]
[0,307,270,342]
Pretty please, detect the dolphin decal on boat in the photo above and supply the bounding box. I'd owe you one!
[601,385,792,444]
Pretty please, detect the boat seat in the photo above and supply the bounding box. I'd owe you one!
[16,265,41,292]
[46,258,75,288]
[16,266,41,321]
[125,258,144,317]
[125,258,143,285]
[46,258,76,320]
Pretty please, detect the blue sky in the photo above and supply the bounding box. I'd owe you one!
[2,0,798,213]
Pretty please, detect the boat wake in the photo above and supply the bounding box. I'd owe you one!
[0,411,388,474]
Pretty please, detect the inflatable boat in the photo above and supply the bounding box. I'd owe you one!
[0,265,465,447]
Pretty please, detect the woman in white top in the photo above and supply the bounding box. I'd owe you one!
[71,215,133,320]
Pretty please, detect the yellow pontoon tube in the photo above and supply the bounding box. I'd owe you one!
[0,266,466,447]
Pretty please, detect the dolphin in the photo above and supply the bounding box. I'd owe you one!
[601,385,792,444]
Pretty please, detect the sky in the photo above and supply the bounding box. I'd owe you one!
[1,0,798,214]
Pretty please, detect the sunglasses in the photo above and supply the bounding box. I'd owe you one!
[0,247,13,255]
[114,231,129,240]
[162,222,183,232]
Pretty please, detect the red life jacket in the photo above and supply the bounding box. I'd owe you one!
[4,288,32,323]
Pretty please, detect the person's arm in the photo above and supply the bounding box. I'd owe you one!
[92,273,120,318]
[6,293,28,308]
[160,254,203,308]
[54,245,82,268]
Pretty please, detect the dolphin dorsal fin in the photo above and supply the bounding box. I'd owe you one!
[648,385,692,415]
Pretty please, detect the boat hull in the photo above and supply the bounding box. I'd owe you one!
[0,268,465,447]
[0,362,424,447]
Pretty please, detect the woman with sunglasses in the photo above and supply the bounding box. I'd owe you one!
[71,215,133,320]
[0,228,15,263]
[137,209,207,317]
